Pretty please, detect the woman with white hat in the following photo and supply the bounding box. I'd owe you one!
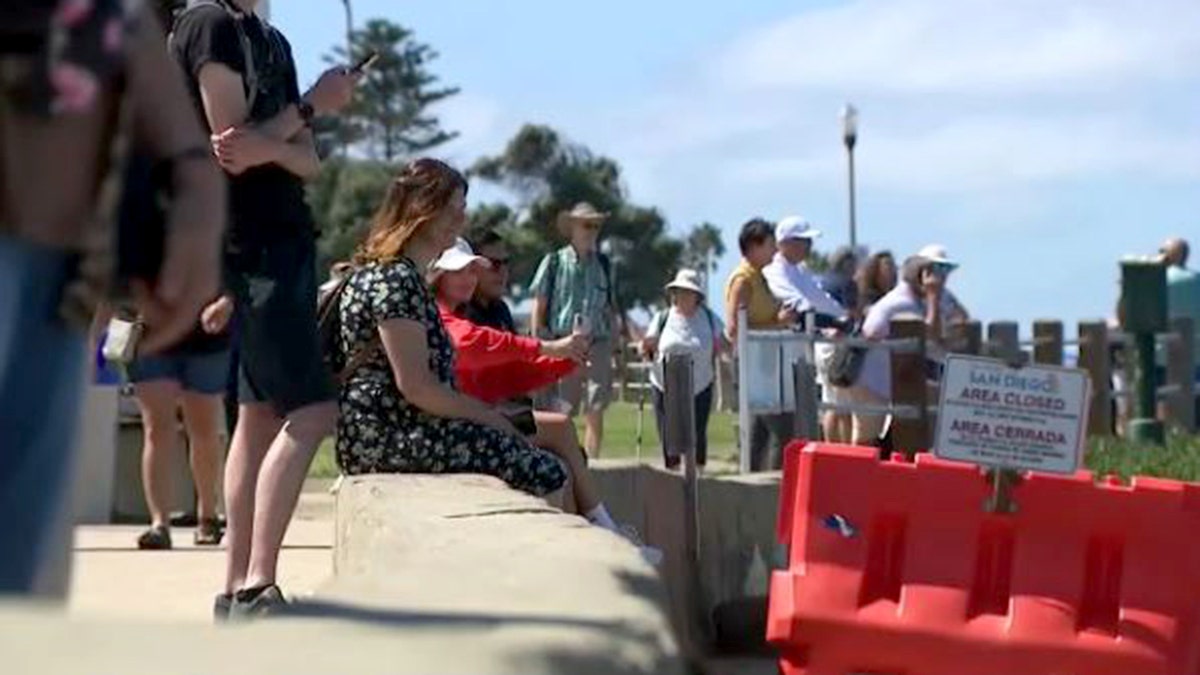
[641,269,729,470]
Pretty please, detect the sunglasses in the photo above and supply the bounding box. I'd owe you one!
[581,222,603,232]
[483,256,510,268]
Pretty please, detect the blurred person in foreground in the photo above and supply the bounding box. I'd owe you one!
[846,255,946,446]
[724,218,797,470]
[0,0,224,595]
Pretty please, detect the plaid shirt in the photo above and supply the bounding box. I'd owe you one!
[531,246,613,340]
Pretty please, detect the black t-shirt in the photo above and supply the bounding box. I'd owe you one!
[170,4,314,249]
[465,299,517,334]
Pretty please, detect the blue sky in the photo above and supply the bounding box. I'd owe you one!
[270,0,1200,331]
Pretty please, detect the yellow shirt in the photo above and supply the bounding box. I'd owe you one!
[725,259,782,329]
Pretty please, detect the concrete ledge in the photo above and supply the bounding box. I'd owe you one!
[322,474,686,674]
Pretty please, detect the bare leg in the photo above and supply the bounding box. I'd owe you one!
[134,381,183,529]
[584,410,604,458]
[243,401,337,590]
[180,391,225,522]
[532,412,600,514]
[223,403,281,594]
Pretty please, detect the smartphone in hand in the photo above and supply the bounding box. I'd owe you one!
[351,52,380,75]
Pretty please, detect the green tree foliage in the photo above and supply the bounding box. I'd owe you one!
[321,19,459,160]
[469,125,685,311]
[311,158,395,275]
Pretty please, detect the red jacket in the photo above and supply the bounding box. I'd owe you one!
[439,302,577,404]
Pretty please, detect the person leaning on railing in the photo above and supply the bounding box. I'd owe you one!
[724,218,798,471]
[845,255,946,447]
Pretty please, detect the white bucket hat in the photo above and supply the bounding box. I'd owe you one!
[775,215,822,242]
[665,269,705,297]
[433,238,490,273]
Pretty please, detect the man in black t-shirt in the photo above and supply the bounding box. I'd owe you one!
[170,0,357,620]
[464,230,518,333]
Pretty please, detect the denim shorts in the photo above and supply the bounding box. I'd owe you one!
[128,349,231,395]
[0,236,86,594]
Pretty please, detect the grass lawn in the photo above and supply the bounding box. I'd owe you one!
[309,401,741,479]
[310,402,1200,483]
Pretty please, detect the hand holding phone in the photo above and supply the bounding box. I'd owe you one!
[351,52,380,75]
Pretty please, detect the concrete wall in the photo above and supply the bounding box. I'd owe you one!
[324,474,687,675]
[589,462,784,652]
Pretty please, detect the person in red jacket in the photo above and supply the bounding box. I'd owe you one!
[432,240,655,555]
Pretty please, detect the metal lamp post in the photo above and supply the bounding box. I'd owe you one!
[340,0,354,56]
[841,104,859,251]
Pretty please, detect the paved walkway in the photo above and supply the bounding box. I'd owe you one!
[69,491,334,623]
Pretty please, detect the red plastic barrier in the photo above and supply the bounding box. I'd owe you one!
[767,441,1200,675]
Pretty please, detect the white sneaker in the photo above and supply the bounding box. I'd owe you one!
[617,525,663,567]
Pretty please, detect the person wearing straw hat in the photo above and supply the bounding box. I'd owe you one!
[641,269,728,471]
[530,202,620,456]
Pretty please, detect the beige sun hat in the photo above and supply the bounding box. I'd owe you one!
[556,202,609,236]
[665,269,706,297]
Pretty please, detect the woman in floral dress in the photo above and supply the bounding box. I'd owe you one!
[335,158,567,497]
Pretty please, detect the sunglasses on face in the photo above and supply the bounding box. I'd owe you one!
[581,222,603,232]
[484,256,510,268]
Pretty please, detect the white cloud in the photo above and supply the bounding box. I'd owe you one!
[726,114,1200,192]
[592,0,1200,199]
[716,0,1200,95]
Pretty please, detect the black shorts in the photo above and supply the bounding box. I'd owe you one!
[227,231,334,416]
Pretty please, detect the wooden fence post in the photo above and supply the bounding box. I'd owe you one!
[1033,320,1064,366]
[1078,321,1113,437]
[890,318,928,456]
[1165,317,1196,433]
[949,320,983,356]
[792,359,820,442]
[663,353,710,642]
[987,321,1021,364]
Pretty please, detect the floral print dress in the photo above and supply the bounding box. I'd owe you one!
[335,257,567,497]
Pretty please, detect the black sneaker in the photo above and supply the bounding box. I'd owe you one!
[136,525,172,551]
[213,593,233,623]
[229,585,288,621]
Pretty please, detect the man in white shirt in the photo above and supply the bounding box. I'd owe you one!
[763,216,849,324]
[762,216,851,442]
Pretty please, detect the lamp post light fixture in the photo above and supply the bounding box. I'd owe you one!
[841,104,859,251]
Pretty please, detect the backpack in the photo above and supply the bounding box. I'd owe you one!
[315,271,380,385]
[168,0,259,114]
[649,306,719,362]
[541,247,617,335]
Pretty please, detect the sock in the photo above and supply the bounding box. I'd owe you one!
[586,504,618,531]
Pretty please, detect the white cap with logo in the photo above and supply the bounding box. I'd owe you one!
[775,216,822,242]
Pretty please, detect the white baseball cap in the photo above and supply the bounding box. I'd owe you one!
[917,244,959,269]
[432,238,490,273]
[775,216,822,242]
